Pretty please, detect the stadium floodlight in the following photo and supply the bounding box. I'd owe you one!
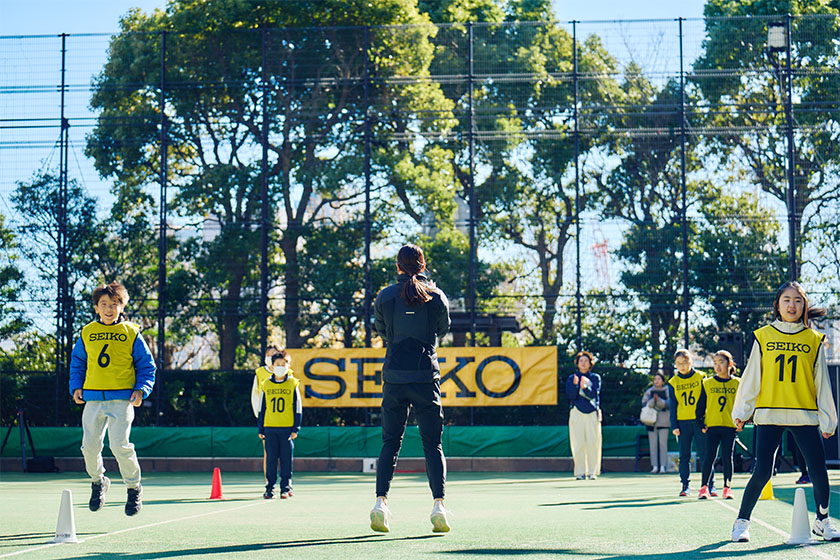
[767,21,787,52]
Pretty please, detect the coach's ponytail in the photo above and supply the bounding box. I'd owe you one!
[397,244,435,307]
[773,281,827,327]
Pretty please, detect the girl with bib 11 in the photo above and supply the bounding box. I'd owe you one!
[731,282,839,542]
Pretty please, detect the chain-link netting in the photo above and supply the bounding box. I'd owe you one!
[2,16,839,426]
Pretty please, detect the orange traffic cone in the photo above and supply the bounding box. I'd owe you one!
[209,467,224,500]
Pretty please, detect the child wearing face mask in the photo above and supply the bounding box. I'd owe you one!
[252,347,282,478]
[256,350,302,499]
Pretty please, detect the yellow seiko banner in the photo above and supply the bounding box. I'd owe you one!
[288,347,557,407]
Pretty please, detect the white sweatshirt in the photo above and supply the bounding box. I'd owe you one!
[731,320,837,435]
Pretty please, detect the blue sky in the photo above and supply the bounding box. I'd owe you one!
[1,1,707,36]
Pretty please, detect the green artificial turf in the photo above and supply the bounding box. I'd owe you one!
[1,470,839,559]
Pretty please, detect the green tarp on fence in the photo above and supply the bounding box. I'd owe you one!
[1,426,755,458]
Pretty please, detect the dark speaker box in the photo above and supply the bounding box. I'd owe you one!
[26,456,57,473]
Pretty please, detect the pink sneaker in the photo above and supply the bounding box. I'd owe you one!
[698,485,711,500]
[722,487,734,500]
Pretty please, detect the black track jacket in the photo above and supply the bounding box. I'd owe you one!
[373,273,451,384]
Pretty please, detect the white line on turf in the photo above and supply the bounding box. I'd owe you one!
[715,499,838,560]
[0,500,268,558]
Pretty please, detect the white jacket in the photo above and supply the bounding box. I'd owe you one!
[731,320,837,435]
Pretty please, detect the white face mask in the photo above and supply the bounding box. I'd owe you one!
[271,364,288,375]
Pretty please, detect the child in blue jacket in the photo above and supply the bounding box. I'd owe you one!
[69,281,155,516]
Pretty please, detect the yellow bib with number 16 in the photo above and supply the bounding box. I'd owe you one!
[668,370,705,421]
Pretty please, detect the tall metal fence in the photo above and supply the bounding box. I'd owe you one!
[2,16,839,426]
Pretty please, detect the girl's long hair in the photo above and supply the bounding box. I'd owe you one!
[773,281,826,327]
[397,244,436,306]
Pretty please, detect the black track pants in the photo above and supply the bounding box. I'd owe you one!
[738,425,829,520]
[376,380,446,499]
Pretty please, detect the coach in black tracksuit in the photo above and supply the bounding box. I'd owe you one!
[373,244,450,502]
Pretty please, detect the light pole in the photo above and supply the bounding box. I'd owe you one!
[767,18,798,281]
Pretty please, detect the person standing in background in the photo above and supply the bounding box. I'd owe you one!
[566,351,602,480]
[642,372,670,474]
[669,349,713,497]
[695,350,739,500]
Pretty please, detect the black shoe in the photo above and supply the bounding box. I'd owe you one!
[263,487,276,499]
[89,476,110,512]
[125,484,142,516]
[679,485,691,497]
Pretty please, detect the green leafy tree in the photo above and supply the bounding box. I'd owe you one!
[0,213,33,426]
[10,173,102,424]
[416,1,627,344]
[695,0,840,277]
[11,172,101,339]
[690,185,788,350]
[87,0,452,366]
[596,74,694,374]
[0,214,27,342]
[555,290,648,366]
[483,25,623,343]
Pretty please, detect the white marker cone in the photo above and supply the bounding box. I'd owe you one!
[786,487,811,545]
[51,489,81,543]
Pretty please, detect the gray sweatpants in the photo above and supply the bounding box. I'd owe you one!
[81,400,141,488]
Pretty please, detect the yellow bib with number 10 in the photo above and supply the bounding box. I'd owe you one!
[262,375,300,427]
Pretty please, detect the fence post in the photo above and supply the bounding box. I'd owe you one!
[363,25,373,348]
[56,33,70,425]
[572,21,582,353]
[678,18,689,348]
[156,30,168,425]
[784,13,797,281]
[467,21,477,347]
[260,28,270,359]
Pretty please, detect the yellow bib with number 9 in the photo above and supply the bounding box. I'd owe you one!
[702,376,739,428]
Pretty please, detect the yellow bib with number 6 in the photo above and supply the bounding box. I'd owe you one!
[81,320,141,391]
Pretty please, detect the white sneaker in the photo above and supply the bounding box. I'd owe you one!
[430,500,451,533]
[813,517,840,541]
[658,466,666,474]
[732,518,750,542]
[650,466,659,474]
[370,499,391,533]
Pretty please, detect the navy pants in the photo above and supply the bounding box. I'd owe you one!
[264,427,294,493]
[738,425,830,520]
[701,426,736,488]
[677,420,714,487]
[376,381,446,499]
